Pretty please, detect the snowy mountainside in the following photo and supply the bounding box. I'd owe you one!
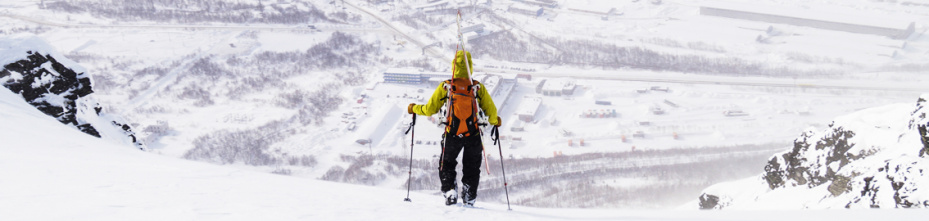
[699,95,929,209]
[2,0,927,210]
[9,85,913,221]
[4,85,928,220]
[0,34,142,149]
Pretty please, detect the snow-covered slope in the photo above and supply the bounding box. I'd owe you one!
[699,94,929,209]
[4,84,928,221]
[3,0,927,210]
[0,34,142,149]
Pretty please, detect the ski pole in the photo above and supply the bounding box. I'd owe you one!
[479,123,491,175]
[491,126,512,211]
[403,114,416,202]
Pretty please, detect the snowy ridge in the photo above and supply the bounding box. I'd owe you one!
[699,94,929,209]
[0,34,142,149]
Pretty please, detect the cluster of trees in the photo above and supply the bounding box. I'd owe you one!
[277,84,344,126]
[295,86,344,126]
[250,32,381,74]
[0,25,51,36]
[488,144,786,208]
[322,144,786,208]
[183,120,317,168]
[394,12,448,30]
[469,31,558,66]
[183,120,287,166]
[141,120,170,144]
[174,32,377,166]
[76,31,377,168]
[119,32,372,115]
[471,31,843,78]
[44,0,355,24]
[322,154,394,186]
[317,153,437,190]
[880,63,929,73]
[639,37,727,53]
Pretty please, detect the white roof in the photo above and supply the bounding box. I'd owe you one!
[516,96,543,116]
[542,78,576,91]
[702,1,914,29]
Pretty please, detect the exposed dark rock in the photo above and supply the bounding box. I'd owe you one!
[698,193,720,210]
[828,175,851,196]
[1,51,92,126]
[910,95,928,157]
[709,95,929,209]
[760,126,860,190]
[852,161,929,208]
[1,50,142,149]
[76,123,101,138]
[763,156,785,189]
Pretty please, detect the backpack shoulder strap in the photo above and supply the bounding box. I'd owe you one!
[440,79,453,101]
[469,80,481,98]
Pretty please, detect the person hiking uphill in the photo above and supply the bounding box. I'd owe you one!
[407,50,501,206]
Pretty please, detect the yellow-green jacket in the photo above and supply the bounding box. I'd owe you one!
[410,51,500,126]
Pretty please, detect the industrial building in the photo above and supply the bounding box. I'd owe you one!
[539,78,576,96]
[700,3,915,39]
[508,3,544,17]
[516,96,543,122]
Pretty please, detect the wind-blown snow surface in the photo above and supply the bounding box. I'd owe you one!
[3,79,927,221]
[699,95,929,209]
[0,34,142,149]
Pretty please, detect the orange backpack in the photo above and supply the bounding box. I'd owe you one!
[444,78,481,137]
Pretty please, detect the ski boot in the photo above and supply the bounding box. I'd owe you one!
[460,188,475,207]
[443,189,458,206]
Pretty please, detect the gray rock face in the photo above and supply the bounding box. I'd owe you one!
[1,51,96,135]
[911,95,929,157]
[700,95,929,209]
[762,126,860,191]
[1,50,143,149]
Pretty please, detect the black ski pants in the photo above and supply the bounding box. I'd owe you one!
[440,133,483,201]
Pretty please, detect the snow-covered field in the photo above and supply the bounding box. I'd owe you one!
[2,0,928,213]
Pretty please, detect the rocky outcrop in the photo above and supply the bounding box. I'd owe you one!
[911,95,929,157]
[698,193,722,209]
[1,35,143,149]
[1,50,98,134]
[762,126,863,191]
[699,95,929,209]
